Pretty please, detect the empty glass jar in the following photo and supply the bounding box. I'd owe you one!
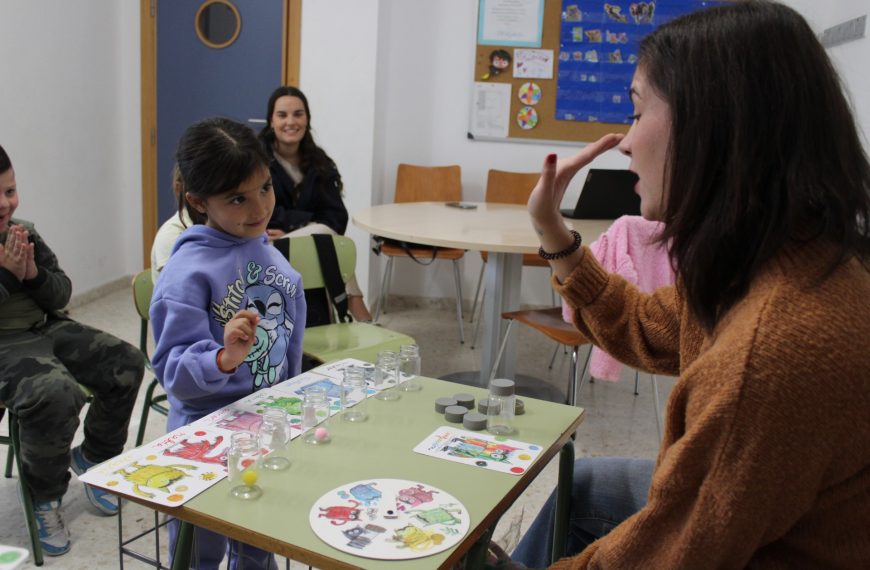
[486,378,516,435]
[398,344,422,392]
[373,350,401,401]
[258,408,291,470]
[341,366,369,422]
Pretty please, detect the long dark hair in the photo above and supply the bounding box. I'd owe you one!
[641,0,870,331]
[0,144,11,175]
[175,117,269,224]
[258,86,342,191]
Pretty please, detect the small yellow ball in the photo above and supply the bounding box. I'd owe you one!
[242,469,258,486]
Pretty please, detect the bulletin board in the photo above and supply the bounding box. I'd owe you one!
[469,0,720,144]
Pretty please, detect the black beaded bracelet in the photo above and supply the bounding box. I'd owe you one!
[538,229,582,260]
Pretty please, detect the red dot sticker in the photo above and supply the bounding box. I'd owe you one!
[510,467,525,474]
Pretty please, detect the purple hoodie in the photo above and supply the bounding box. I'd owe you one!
[150,225,306,430]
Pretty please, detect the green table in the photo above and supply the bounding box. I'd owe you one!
[124,377,583,569]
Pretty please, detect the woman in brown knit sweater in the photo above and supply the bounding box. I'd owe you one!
[510,1,870,568]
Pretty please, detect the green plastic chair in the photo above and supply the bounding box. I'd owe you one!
[132,270,169,446]
[287,235,416,364]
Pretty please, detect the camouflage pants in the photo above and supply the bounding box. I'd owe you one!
[0,317,144,500]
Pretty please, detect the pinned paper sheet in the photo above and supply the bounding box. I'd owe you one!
[470,82,511,139]
[513,49,553,79]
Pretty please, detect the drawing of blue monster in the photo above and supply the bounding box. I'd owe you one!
[243,284,294,388]
[348,482,382,506]
[295,378,345,399]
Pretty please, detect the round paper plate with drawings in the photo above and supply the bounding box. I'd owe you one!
[309,478,470,560]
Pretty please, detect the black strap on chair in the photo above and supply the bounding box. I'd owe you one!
[312,234,351,323]
[273,236,351,325]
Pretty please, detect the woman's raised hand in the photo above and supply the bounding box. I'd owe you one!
[527,133,624,230]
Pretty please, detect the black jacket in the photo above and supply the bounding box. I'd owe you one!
[266,146,348,235]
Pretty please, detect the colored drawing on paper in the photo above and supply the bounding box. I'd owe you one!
[77,425,230,507]
[309,479,469,560]
[517,106,539,129]
[162,434,227,466]
[517,82,542,105]
[413,426,543,475]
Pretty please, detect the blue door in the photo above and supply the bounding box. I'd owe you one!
[157,0,284,223]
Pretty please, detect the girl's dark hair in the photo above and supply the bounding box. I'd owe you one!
[175,117,269,224]
[640,0,870,331]
[258,86,342,192]
[0,144,11,174]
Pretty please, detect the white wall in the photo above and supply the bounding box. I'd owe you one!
[0,1,142,295]
[787,0,870,148]
[297,0,382,303]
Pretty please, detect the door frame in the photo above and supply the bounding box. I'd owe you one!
[139,0,302,266]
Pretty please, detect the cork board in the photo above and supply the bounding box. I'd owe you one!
[470,0,719,144]
[471,0,630,144]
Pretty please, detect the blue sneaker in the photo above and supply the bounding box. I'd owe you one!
[17,485,71,557]
[70,445,118,516]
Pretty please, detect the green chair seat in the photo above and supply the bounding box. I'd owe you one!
[286,235,416,366]
[303,322,415,364]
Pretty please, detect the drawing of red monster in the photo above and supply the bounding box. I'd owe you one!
[163,436,226,465]
[318,500,362,526]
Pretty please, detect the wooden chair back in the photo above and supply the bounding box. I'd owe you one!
[485,169,540,205]
[395,164,462,203]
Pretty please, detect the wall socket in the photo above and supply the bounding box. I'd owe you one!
[819,14,866,48]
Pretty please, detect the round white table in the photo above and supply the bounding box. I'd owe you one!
[354,202,612,387]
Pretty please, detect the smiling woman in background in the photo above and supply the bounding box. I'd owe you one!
[259,86,373,322]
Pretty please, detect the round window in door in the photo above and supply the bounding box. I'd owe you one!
[195,0,241,49]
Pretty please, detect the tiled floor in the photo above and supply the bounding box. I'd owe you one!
[0,283,670,569]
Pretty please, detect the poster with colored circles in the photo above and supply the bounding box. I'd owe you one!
[309,479,470,560]
[413,427,542,475]
[516,106,539,130]
[77,425,229,507]
[517,82,542,105]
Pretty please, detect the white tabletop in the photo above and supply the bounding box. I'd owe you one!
[353,202,613,254]
[354,202,615,385]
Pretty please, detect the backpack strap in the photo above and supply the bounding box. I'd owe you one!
[312,234,351,323]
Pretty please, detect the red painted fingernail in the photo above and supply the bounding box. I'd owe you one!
[546,154,556,164]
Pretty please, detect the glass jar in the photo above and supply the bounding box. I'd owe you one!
[227,431,262,499]
[341,366,369,422]
[258,408,291,470]
[373,350,401,401]
[302,385,331,444]
[486,378,516,435]
[397,344,422,392]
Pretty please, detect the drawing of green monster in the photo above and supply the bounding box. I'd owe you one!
[408,504,463,527]
[261,396,303,416]
[114,462,197,499]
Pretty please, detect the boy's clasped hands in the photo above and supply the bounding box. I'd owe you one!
[0,224,37,281]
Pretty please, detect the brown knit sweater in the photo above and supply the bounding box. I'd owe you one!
[551,240,870,569]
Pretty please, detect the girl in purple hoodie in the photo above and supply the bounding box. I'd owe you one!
[150,117,306,570]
